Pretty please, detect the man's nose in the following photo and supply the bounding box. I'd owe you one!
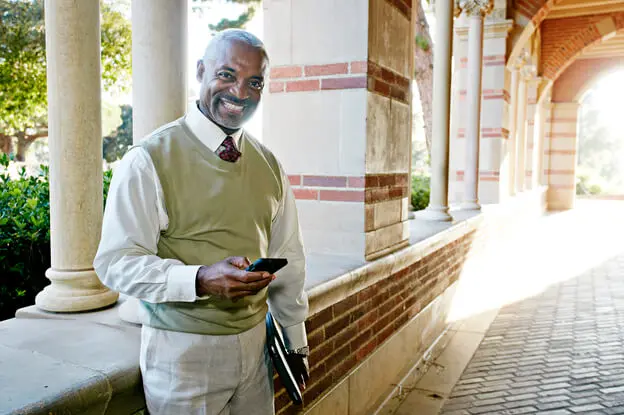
[230,80,249,100]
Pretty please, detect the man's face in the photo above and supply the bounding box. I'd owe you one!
[196,40,267,131]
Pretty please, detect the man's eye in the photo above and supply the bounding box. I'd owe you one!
[249,80,263,90]
[218,71,234,80]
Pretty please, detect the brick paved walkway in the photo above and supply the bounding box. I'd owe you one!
[440,251,624,415]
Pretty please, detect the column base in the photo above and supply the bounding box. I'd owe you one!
[460,201,481,211]
[415,205,453,222]
[35,268,119,313]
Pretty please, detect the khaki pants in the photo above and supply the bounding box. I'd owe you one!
[140,321,274,415]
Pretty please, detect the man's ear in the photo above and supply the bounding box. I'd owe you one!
[196,59,205,83]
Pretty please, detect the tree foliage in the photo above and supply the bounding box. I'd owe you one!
[192,0,260,33]
[577,90,624,195]
[0,0,132,161]
[103,105,133,163]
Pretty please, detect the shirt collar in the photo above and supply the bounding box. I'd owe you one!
[185,102,243,151]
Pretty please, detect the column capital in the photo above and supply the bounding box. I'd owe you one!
[454,0,464,18]
[511,49,531,71]
[521,64,537,80]
[458,0,494,17]
[455,19,513,40]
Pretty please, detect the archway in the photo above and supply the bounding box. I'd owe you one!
[545,35,624,209]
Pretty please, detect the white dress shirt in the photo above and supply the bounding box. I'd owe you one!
[94,104,307,350]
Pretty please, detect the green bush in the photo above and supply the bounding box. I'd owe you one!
[0,155,113,321]
[411,174,430,211]
[576,174,602,196]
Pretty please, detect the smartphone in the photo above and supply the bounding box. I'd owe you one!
[245,258,288,274]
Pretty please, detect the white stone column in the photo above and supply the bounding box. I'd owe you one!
[506,52,526,197]
[132,0,188,141]
[420,0,459,221]
[507,66,520,197]
[514,72,528,192]
[514,65,535,193]
[36,0,118,312]
[460,0,493,211]
[120,0,189,323]
[525,76,541,190]
[539,101,552,186]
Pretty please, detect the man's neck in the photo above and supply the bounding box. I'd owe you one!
[198,102,239,136]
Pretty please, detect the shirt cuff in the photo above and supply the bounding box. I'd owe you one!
[165,264,202,302]
[283,322,308,351]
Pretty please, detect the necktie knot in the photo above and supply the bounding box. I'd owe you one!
[217,136,241,162]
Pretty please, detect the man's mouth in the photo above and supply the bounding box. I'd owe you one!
[220,98,245,115]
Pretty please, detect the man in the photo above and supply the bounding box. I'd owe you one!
[94,29,309,415]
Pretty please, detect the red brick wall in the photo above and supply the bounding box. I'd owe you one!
[541,13,624,81]
[552,56,624,102]
[274,230,478,414]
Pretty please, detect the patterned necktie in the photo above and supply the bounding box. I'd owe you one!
[217,135,241,162]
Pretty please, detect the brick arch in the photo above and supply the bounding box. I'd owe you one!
[515,0,562,26]
[507,0,565,71]
[541,13,624,81]
[552,57,624,103]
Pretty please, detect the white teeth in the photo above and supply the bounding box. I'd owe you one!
[222,101,243,112]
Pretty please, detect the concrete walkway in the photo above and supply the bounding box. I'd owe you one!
[384,200,624,415]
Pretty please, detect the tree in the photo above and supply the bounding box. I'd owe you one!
[414,0,434,156]
[0,0,132,162]
[577,90,624,194]
[192,0,260,33]
[103,105,133,163]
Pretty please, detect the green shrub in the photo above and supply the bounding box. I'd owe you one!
[411,174,430,211]
[0,154,113,321]
[576,174,603,196]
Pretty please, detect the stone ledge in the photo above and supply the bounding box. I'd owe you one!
[1,205,493,415]
[0,318,144,415]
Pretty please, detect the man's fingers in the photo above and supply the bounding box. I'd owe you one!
[227,256,251,269]
[238,271,273,283]
[233,278,272,293]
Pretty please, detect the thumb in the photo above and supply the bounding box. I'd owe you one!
[228,256,250,269]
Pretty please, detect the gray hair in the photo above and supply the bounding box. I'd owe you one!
[202,29,269,64]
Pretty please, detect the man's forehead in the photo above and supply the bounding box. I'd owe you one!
[211,39,267,72]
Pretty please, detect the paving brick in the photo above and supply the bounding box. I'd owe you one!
[537,401,571,411]
[568,403,605,412]
[439,253,624,415]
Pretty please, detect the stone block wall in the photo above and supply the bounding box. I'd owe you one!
[263,0,413,261]
[274,229,481,414]
[546,102,579,210]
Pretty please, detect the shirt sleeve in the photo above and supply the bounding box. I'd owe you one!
[93,147,201,303]
[267,166,309,351]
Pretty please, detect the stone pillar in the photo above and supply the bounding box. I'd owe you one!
[420,0,457,221]
[36,0,118,312]
[263,0,414,260]
[132,0,188,141]
[459,0,493,211]
[118,0,189,323]
[539,100,553,187]
[514,75,527,192]
[450,20,513,205]
[547,102,579,210]
[507,65,520,196]
[524,76,541,190]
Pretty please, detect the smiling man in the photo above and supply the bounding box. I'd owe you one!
[94,30,309,415]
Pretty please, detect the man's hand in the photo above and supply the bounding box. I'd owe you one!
[196,256,275,299]
[286,353,309,391]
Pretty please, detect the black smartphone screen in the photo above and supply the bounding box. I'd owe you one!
[245,258,288,274]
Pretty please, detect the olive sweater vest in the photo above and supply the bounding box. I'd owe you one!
[138,118,283,335]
